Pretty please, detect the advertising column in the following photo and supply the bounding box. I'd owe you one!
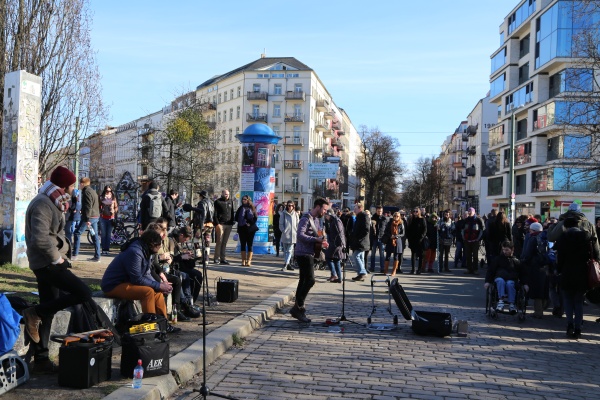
[0,70,42,265]
[236,124,281,255]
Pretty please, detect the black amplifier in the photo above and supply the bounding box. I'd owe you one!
[58,342,112,388]
[217,278,238,303]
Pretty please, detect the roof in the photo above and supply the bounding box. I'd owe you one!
[196,57,313,90]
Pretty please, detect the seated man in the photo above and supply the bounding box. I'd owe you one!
[484,240,529,314]
[169,226,203,303]
[101,229,181,333]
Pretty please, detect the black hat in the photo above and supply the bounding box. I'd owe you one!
[198,190,208,198]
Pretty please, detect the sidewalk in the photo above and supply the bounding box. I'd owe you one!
[4,242,298,400]
[169,255,600,400]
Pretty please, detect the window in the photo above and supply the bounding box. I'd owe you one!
[516,174,527,194]
[229,129,233,142]
[293,150,300,161]
[273,104,281,117]
[294,83,302,93]
[548,134,592,160]
[505,82,534,113]
[491,48,506,74]
[252,84,260,93]
[217,112,221,123]
[275,172,279,187]
[488,177,504,196]
[252,104,260,117]
[518,62,529,85]
[273,125,280,136]
[236,106,240,119]
[516,118,528,141]
[222,111,226,122]
[294,104,302,117]
[520,35,530,58]
[293,126,301,143]
[490,73,505,97]
[508,0,536,34]
[218,93,222,104]
[274,84,282,95]
[230,89,234,99]
[229,108,233,120]
[549,68,594,98]
[224,92,228,102]
[237,86,241,97]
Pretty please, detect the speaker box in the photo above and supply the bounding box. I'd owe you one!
[58,342,112,388]
[217,279,238,303]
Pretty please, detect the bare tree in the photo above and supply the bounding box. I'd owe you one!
[354,126,404,208]
[1,0,107,176]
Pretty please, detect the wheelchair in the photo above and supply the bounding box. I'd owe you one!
[485,280,527,321]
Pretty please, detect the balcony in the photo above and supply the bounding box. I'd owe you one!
[336,143,345,151]
[139,158,150,165]
[206,121,216,130]
[200,101,217,111]
[462,133,469,141]
[452,161,465,168]
[332,121,341,130]
[284,160,303,169]
[316,99,329,111]
[453,178,464,185]
[313,147,323,153]
[467,146,477,155]
[466,167,476,176]
[285,91,305,101]
[247,91,268,101]
[323,129,334,138]
[284,113,305,123]
[467,124,478,136]
[284,184,303,193]
[324,111,335,120]
[283,137,304,146]
[336,130,345,135]
[315,121,329,132]
[246,113,267,123]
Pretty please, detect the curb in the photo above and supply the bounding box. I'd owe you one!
[101,282,297,400]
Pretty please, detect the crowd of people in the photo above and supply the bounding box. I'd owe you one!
[20,165,600,374]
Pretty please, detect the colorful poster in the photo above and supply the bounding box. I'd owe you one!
[242,144,255,168]
[254,168,275,192]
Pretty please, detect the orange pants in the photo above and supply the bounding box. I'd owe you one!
[104,282,167,318]
[424,248,437,267]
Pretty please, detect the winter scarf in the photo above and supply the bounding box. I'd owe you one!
[39,180,70,213]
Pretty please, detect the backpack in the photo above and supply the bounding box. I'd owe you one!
[0,294,22,355]
[536,234,556,266]
[148,193,162,219]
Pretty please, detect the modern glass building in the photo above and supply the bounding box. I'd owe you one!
[486,0,600,222]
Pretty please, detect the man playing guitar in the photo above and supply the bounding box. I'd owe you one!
[290,197,330,323]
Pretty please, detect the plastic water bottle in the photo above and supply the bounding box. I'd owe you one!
[132,359,143,389]
[89,227,96,237]
[171,304,178,324]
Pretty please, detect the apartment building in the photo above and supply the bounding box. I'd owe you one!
[194,56,358,211]
[487,0,600,222]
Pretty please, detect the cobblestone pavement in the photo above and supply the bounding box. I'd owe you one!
[172,259,600,400]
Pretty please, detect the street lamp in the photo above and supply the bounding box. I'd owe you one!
[508,104,525,225]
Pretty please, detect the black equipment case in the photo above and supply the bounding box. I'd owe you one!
[389,278,453,337]
[120,331,170,378]
[217,278,238,303]
[58,340,113,388]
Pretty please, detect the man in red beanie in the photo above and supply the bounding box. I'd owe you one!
[22,166,96,374]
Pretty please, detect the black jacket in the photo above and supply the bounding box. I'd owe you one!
[406,216,427,251]
[214,197,235,225]
[349,212,370,251]
[485,253,528,285]
[371,214,389,241]
[164,196,177,227]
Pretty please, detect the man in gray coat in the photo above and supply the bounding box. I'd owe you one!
[22,166,95,373]
[72,177,101,261]
[279,200,300,271]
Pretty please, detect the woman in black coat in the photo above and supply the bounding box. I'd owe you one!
[324,210,346,282]
[406,208,427,274]
[273,204,284,257]
[520,223,547,318]
[488,211,512,261]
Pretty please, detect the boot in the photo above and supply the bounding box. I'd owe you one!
[383,260,389,275]
[241,251,247,266]
[247,251,253,266]
[23,307,41,343]
[533,299,544,319]
[391,260,399,276]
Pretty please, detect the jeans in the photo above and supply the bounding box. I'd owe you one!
[562,289,585,329]
[214,224,233,261]
[179,263,203,303]
[370,239,385,272]
[439,245,451,271]
[495,278,516,303]
[295,255,315,308]
[352,250,367,275]
[282,242,295,266]
[73,217,101,259]
[454,240,466,267]
[64,220,80,245]
[99,218,113,252]
[327,258,342,279]
[32,262,94,360]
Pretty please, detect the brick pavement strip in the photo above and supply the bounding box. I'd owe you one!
[170,257,600,400]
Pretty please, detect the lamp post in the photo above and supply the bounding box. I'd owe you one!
[508,104,524,225]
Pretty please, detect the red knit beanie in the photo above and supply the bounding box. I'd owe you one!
[526,217,538,224]
[50,166,77,188]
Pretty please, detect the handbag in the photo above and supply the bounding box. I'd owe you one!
[232,233,239,241]
[248,223,259,233]
[588,242,600,288]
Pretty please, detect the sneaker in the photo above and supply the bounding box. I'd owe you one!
[496,301,505,312]
[166,323,181,334]
[176,310,190,322]
[286,264,295,271]
[573,328,582,339]
[351,274,366,281]
[88,257,101,262]
[71,256,78,261]
[213,259,219,264]
[567,323,574,337]
[220,260,230,265]
[509,303,516,314]
[22,307,42,343]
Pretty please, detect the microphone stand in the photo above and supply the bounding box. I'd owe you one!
[193,239,237,400]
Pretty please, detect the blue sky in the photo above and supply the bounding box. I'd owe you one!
[90,1,517,170]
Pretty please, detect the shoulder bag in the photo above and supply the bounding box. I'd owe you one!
[588,241,600,288]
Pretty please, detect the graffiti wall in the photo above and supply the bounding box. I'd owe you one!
[0,71,42,265]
